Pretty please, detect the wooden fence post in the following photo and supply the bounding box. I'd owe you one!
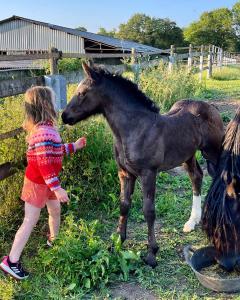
[49,47,59,75]
[131,48,136,64]
[131,48,140,82]
[187,44,192,72]
[214,46,218,66]
[225,52,228,65]
[44,75,67,110]
[207,45,213,79]
[199,45,204,81]
[168,45,175,72]
[219,48,223,68]
[211,45,214,66]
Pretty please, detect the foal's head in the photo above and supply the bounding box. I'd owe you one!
[62,63,103,125]
[62,62,159,125]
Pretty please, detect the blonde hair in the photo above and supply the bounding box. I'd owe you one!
[24,86,57,126]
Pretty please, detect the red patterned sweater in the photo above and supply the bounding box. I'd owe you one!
[25,122,75,191]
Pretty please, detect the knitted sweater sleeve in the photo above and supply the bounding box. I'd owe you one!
[35,138,62,191]
[62,143,76,156]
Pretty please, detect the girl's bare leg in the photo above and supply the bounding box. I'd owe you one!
[46,200,61,241]
[9,202,41,262]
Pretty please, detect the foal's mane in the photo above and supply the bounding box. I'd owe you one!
[93,67,160,113]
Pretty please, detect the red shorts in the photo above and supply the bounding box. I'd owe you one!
[21,177,58,208]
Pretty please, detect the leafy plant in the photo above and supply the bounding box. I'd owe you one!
[221,111,232,123]
[39,216,140,292]
[139,62,202,111]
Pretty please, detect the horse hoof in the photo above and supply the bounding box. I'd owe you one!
[183,220,196,233]
[142,255,158,269]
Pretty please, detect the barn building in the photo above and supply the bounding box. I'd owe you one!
[0,16,160,55]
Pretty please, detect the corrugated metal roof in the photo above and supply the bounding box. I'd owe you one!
[0,16,162,53]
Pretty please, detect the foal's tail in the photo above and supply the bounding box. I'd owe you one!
[202,106,240,256]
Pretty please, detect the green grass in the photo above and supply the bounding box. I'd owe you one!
[212,65,240,81]
[198,65,240,100]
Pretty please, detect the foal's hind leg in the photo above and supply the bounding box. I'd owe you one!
[183,156,203,233]
[117,170,136,242]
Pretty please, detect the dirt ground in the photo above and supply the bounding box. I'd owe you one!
[110,282,157,300]
[210,99,240,116]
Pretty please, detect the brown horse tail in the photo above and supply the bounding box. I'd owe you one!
[202,106,240,257]
[223,107,240,156]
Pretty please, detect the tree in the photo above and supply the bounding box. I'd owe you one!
[97,27,116,37]
[115,13,185,49]
[184,8,237,51]
[233,1,240,35]
[76,26,87,32]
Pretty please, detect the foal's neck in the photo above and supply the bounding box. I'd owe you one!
[101,90,158,140]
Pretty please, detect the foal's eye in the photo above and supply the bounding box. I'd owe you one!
[78,91,86,98]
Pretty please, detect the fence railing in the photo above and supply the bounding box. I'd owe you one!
[0,44,240,181]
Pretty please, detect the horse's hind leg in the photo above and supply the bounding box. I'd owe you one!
[117,169,136,242]
[183,155,203,233]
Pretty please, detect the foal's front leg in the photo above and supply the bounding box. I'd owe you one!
[140,169,159,268]
[117,170,136,242]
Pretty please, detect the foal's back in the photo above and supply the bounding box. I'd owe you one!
[146,99,224,171]
[166,99,224,156]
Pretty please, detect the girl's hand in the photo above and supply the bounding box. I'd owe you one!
[74,137,87,150]
[54,188,69,203]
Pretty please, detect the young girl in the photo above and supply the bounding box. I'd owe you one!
[0,86,86,280]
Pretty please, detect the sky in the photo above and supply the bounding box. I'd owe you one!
[0,0,237,33]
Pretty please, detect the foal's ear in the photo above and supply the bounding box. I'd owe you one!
[82,62,99,81]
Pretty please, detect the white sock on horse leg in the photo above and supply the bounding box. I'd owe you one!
[183,195,201,233]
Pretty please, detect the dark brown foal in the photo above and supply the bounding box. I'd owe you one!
[62,63,224,267]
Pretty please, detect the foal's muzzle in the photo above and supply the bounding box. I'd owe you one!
[61,111,75,125]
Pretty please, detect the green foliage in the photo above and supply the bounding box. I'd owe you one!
[0,279,15,300]
[58,58,83,73]
[184,8,238,51]
[97,13,185,49]
[0,95,26,238]
[59,117,119,217]
[139,62,201,111]
[44,58,83,74]
[0,95,25,164]
[75,26,87,32]
[98,27,116,37]
[233,1,240,39]
[221,111,232,124]
[116,13,185,49]
[39,216,140,292]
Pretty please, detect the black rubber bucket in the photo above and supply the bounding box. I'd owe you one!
[184,245,240,293]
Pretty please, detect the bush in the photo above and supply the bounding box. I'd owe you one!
[139,62,202,111]
[0,95,26,237]
[0,95,25,164]
[59,117,119,217]
[44,58,83,74]
[39,216,140,292]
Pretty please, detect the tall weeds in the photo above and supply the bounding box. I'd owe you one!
[139,62,202,111]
